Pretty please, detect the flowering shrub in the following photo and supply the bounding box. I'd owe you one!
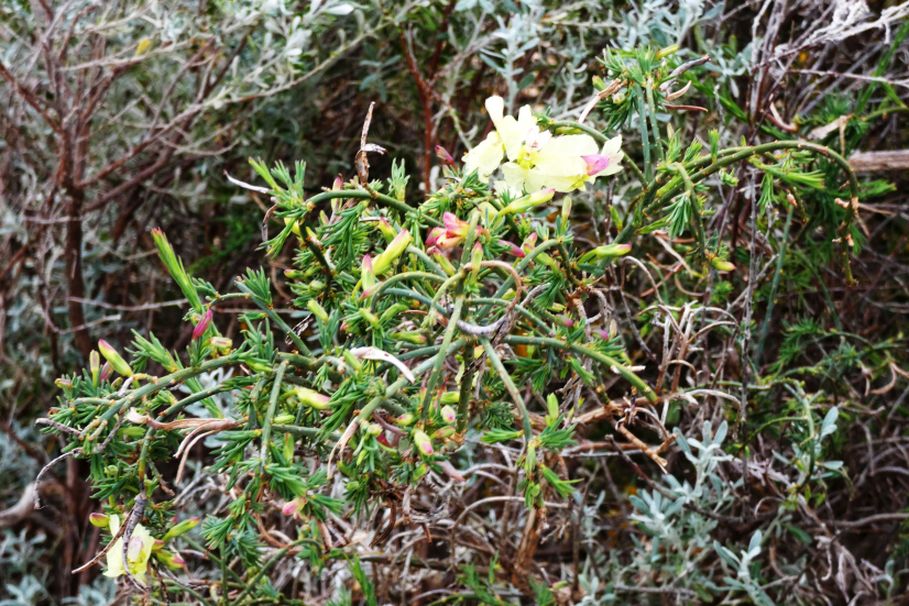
[36,37,899,604]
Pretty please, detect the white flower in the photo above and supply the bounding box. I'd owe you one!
[462,96,623,196]
[103,514,156,584]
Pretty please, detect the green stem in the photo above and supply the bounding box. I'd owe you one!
[480,338,532,442]
[101,356,244,423]
[295,189,442,227]
[504,335,657,403]
[234,538,322,604]
[235,280,310,355]
[259,361,288,463]
[368,271,445,310]
[456,345,475,434]
[754,204,794,367]
[421,293,466,420]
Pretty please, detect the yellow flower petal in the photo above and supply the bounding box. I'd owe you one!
[463,132,504,178]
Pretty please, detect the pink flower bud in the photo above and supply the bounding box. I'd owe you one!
[434,145,456,166]
[440,405,457,424]
[412,429,433,456]
[282,498,301,516]
[192,309,213,340]
[499,239,525,258]
[89,512,109,528]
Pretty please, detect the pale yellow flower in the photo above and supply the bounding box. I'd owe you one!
[103,514,156,584]
[462,96,623,196]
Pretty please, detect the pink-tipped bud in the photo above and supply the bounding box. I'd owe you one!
[375,218,397,240]
[293,387,331,410]
[440,405,457,424]
[361,254,376,292]
[499,239,525,258]
[582,154,611,176]
[156,550,186,569]
[282,499,301,516]
[425,226,445,249]
[435,145,456,166]
[89,512,110,528]
[98,339,133,377]
[192,309,213,340]
[442,212,468,236]
[332,174,344,190]
[413,429,434,456]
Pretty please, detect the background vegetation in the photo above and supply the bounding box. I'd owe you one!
[1,0,908,604]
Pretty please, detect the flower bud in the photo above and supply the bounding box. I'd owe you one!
[372,229,412,276]
[499,239,525,258]
[282,498,302,517]
[366,423,382,436]
[375,218,397,241]
[359,308,380,328]
[440,405,457,424]
[434,145,456,166]
[593,243,632,257]
[98,339,133,377]
[283,216,302,238]
[710,256,736,272]
[306,299,329,323]
[161,517,200,542]
[440,391,460,404]
[546,393,559,422]
[192,309,213,340]
[433,425,455,439]
[390,331,427,345]
[360,254,377,293]
[579,243,631,264]
[294,387,331,410]
[500,188,555,215]
[89,512,110,528]
[561,197,573,223]
[90,350,101,386]
[412,429,433,456]
[155,550,186,570]
[396,413,415,427]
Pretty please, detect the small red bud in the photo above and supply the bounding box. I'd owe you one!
[192,309,213,340]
